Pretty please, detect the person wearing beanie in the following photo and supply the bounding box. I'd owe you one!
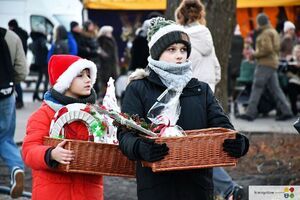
[256,13,269,26]
[22,55,104,200]
[284,21,296,33]
[280,21,297,59]
[97,25,119,98]
[118,17,249,200]
[239,13,293,121]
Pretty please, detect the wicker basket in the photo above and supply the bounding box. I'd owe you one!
[142,128,238,172]
[43,137,136,178]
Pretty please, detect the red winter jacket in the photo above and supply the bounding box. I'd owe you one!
[22,103,103,200]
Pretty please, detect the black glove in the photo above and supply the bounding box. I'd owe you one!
[135,137,169,162]
[223,133,249,158]
[294,118,300,134]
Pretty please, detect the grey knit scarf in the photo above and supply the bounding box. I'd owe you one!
[148,57,192,91]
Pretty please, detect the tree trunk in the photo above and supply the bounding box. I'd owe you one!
[203,0,237,112]
[165,0,181,20]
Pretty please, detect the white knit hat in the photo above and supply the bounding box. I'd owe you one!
[284,21,295,33]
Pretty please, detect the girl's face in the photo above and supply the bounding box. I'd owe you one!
[159,43,188,64]
[65,69,92,98]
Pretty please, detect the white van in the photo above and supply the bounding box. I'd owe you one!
[0,0,83,33]
[0,0,83,88]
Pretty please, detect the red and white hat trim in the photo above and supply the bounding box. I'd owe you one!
[53,58,97,93]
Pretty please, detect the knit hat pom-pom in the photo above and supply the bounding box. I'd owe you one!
[147,17,175,42]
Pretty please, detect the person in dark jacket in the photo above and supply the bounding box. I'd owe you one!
[97,25,119,97]
[8,19,29,109]
[71,21,102,95]
[8,19,28,54]
[29,24,49,101]
[129,19,150,71]
[228,25,244,99]
[117,17,249,200]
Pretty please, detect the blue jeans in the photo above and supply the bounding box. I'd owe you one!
[0,95,24,172]
[213,167,237,198]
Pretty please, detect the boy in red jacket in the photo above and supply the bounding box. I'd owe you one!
[22,55,103,200]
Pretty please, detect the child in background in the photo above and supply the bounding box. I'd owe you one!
[117,17,249,200]
[242,36,254,61]
[22,55,103,200]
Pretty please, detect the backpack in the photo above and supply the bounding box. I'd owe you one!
[53,39,69,55]
[0,28,14,98]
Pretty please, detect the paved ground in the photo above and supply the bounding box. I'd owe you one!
[0,90,297,199]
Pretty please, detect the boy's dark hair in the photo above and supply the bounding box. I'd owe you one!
[70,21,79,31]
[8,19,18,29]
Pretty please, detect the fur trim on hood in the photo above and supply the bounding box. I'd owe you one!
[128,68,149,83]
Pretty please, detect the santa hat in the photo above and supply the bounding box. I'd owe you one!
[48,55,97,93]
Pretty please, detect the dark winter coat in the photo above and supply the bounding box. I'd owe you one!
[129,35,149,71]
[29,32,48,67]
[72,31,90,58]
[228,35,244,78]
[12,27,28,55]
[72,31,100,67]
[118,70,234,200]
[97,35,119,83]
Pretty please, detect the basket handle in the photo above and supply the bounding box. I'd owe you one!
[49,110,97,139]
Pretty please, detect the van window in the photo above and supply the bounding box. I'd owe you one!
[30,15,54,36]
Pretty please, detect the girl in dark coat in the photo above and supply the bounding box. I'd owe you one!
[117,17,249,200]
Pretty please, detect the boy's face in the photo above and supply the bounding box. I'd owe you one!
[159,43,188,64]
[64,69,92,98]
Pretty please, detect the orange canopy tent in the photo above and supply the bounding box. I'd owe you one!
[83,0,299,37]
[236,0,300,37]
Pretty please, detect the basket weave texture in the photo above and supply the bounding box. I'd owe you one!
[43,137,136,178]
[142,128,238,172]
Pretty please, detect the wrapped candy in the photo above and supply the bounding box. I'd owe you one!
[147,88,185,137]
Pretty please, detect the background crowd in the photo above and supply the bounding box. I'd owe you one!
[0,0,299,199]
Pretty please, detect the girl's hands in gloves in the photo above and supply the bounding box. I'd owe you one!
[51,140,75,165]
[135,137,169,162]
[223,133,249,158]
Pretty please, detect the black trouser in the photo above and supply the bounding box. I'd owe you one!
[287,83,300,115]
